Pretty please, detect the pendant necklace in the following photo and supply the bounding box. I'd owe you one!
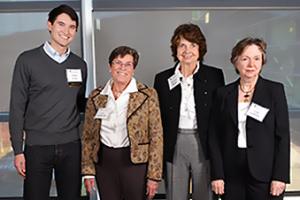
[239,84,254,102]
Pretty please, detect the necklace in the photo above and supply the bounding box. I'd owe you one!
[112,89,122,99]
[239,84,255,102]
[112,87,125,99]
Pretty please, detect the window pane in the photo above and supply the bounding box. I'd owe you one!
[0,11,82,197]
[0,0,77,2]
[0,12,82,112]
[0,119,86,197]
[0,122,23,197]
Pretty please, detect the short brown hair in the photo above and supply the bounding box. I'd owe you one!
[231,37,267,66]
[170,23,207,62]
[109,46,139,69]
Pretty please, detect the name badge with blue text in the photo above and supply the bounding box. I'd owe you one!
[246,102,269,122]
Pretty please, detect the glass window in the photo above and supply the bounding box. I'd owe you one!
[93,10,300,191]
[0,122,23,197]
[0,0,77,1]
[0,11,82,197]
[0,12,82,112]
[0,120,85,197]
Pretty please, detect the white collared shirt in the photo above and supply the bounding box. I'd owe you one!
[99,78,138,148]
[43,41,70,63]
[175,62,200,129]
[238,102,250,148]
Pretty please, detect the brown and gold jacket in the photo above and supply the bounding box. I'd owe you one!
[81,81,163,181]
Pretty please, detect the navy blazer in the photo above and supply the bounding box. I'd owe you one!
[209,76,290,183]
[154,62,224,163]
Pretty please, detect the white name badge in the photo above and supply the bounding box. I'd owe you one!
[246,102,269,122]
[66,69,82,83]
[94,108,110,119]
[168,73,181,90]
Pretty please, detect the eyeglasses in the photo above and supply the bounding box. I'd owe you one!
[112,60,134,68]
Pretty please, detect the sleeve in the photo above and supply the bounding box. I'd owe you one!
[272,83,290,183]
[153,74,165,122]
[81,91,98,176]
[77,62,88,112]
[9,54,30,155]
[208,88,225,180]
[216,68,225,88]
[153,74,160,94]
[147,89,163,181]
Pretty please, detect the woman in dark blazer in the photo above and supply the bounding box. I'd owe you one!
[209,37,290,200]
[154,23,224,200]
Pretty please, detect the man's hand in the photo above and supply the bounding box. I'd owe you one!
[14,154,26,178]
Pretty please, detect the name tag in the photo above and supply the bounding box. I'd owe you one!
[94,108,110,119]
[168,73,181,90]
[66,69,82,83]
[246,102,269,122]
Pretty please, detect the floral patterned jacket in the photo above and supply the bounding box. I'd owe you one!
[81,81,163,181]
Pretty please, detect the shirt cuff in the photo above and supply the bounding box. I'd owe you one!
[82,175,95,180]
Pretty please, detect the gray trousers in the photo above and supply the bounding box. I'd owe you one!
[166,129,212,200]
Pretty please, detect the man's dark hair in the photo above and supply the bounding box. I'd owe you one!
[48,4,79,30]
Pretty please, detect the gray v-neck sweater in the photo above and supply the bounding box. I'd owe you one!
[9,45,87,154]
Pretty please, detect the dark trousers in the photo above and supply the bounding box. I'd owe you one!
[23,140,81,200]
[222,149,284,200]
[95,144,147,200]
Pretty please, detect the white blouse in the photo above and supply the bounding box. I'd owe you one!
[174,62,200,129]
[99,78,138,148]
[238,102,250,148]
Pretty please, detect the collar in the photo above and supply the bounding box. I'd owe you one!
[100,77,138,97]
[43,41,70,62]
[174,61,200,79]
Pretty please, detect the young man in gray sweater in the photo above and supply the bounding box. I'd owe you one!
[9,4,87,200]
